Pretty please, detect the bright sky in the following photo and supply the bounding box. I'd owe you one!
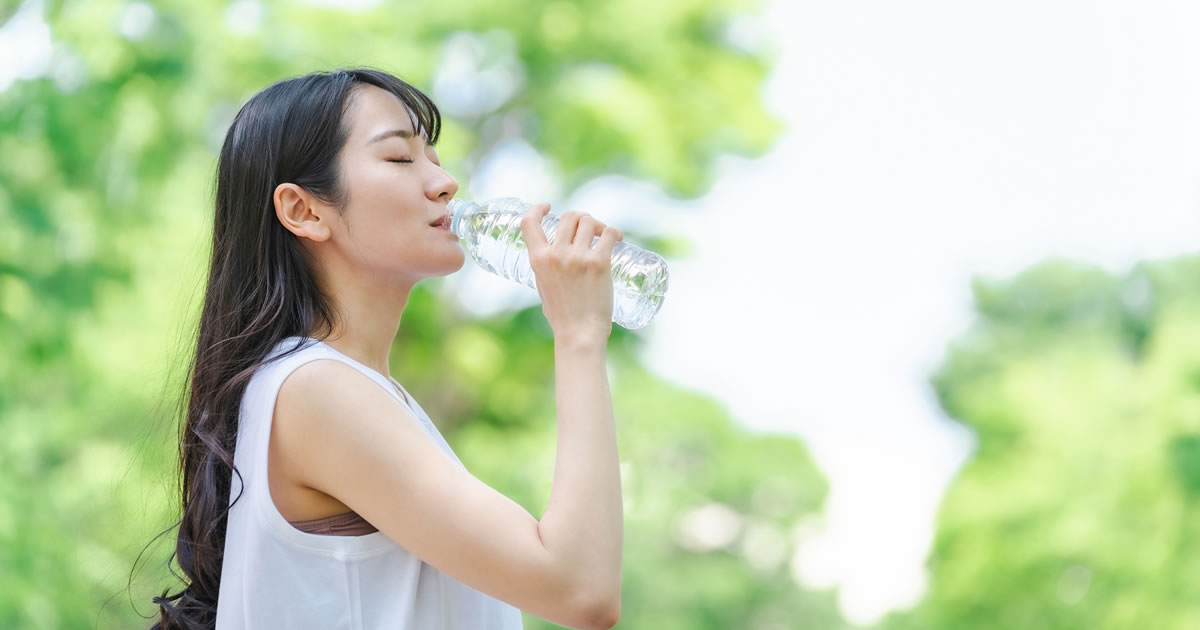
[457,0,1200,624]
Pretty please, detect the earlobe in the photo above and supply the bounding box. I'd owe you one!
[273,183,331,242]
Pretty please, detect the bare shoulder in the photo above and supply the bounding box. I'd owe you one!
[272,358,439,493]
[276,357,379,419]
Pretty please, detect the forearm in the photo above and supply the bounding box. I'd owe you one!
[537,338,624,606]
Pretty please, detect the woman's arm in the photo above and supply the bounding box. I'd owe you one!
[274,358,621,630]
[537,338,623,620]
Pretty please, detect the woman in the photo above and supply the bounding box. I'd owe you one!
[151,68,624,630]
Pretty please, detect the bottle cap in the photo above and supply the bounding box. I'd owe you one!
[447,198,470,237]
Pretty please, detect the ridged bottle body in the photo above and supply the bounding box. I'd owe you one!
[448,197,669,329]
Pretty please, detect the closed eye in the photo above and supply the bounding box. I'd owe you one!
[387,158,413,164]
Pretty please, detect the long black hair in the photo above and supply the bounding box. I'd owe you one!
[148,68,442,629]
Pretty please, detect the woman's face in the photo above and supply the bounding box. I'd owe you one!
[326,84,463,284]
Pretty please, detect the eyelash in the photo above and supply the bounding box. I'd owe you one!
[387,157,442,168]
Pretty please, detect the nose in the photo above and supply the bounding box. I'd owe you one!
[426,164,459,202]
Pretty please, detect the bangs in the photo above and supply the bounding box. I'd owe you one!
[343,68,442,146]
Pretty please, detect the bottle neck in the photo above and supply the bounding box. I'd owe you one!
[447,198,479,238]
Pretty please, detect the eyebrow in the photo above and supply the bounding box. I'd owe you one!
[367,128,429,145]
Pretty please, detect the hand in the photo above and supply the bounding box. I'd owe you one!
[520,203,624,346]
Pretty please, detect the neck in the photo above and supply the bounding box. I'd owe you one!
[314,260,416,379]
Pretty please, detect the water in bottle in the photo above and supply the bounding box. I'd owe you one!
[447,197,669,329]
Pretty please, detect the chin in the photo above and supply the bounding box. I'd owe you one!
[396,249,467,283]
[435,250,468,276]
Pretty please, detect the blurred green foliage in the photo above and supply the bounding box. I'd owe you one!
[881,257,1200,630]
[0,1,835,629]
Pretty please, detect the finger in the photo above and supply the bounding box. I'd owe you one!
[591,219,611,250]
[555,211,582,249]
[574,216,600,251]
[520,203,552,250]
[595,225,621,258]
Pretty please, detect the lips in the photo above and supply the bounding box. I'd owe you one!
[429,214,450,228]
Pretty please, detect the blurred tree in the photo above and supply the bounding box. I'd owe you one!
[880,256,1200,630]
[0,1,834,629]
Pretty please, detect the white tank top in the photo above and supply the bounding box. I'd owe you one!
[215,336,525,629]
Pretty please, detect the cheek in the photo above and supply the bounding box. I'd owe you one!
[343,164,392,208]
[342,174,400,229]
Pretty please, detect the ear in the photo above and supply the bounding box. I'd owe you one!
[274,183,333,243]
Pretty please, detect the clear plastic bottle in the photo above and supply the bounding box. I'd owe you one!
[447,197,670,329]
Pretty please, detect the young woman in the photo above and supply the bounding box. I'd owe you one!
[151,68,624,630]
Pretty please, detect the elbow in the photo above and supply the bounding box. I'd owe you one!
[561,562,621,629]
[580,592,620,630]
[600,600,621,629]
